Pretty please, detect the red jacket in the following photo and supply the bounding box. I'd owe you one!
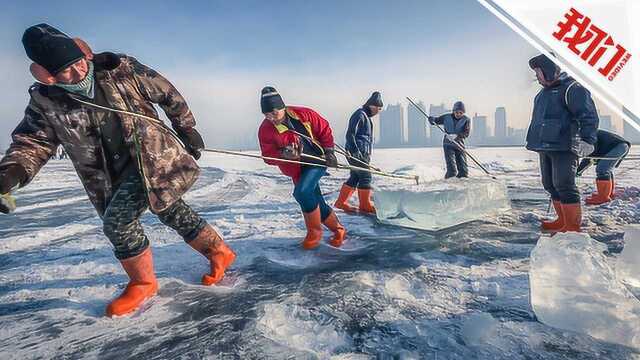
[258,106,334,183]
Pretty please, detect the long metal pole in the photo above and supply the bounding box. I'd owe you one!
[203,148,419,183]
[333,143,383,172]
[406,97,497,179]
[71,97,419,183]
[288,129,383,171]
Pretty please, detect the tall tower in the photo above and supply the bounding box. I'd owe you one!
[471,113,488,145]
[378,103,404,148]
[428,103,449,146]
[599,114,613,132]
[407,100,427,146]
[495,107,507,140]
[623,120,640,144]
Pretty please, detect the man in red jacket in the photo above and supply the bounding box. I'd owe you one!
[258,86,346,249]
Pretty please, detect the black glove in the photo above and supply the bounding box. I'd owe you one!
[324,148,338,168]
[281,142,301,160]
[427,116,435,125]
[176,128,205,160]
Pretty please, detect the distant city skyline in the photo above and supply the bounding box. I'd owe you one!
[0,1,636,152]
[373,101,628,148]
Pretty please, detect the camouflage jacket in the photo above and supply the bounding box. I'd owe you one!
[0,52,200,216]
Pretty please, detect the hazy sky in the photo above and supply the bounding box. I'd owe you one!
[0,0,590,150]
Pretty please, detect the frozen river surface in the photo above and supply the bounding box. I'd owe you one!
[1,147,639,359]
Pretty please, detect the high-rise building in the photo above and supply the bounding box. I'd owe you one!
[495,107,507,139]
[623,120,640,144]
[428,103,449,146]
[377,103,404,148]
[407,100,427,146]
[429,103,448,117]
[471,113,488,145]
[599,114,613,132]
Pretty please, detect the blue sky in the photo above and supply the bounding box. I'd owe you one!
[0,0,551,149]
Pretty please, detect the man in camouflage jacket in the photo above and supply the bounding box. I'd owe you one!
[0,24,236,317]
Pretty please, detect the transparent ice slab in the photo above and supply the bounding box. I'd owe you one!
[530,232,640,350]
[374,178,510,231]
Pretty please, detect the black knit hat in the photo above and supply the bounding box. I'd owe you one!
[453,101,465,113]
[22,23,84,75]
[364,91,383,107]
[529,54,560,82]
[260,86,285,114]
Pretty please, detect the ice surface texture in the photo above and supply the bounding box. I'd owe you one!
[530,232,640,350]
[374,177,511,231]
[617,225,640,290]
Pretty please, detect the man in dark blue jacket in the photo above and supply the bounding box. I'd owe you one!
[576,129,630,205]
[335,91,382,214]
[428,101,471,178]
[526,54,598,232]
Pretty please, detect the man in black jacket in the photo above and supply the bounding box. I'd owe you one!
[335,92,382,214]
[525,54,599,232]
[576,129,630,205]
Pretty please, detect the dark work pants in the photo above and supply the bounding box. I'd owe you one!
[444,146,468,179]
[345,156,372,189]
[102,170,206,260]
[539,151,580,204]
[293,166,332,221]
[595,143,629,180]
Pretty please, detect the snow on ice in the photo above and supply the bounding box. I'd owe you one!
[2,147,640,358]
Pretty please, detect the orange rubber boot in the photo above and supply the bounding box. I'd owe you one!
[585,180,613,205]
[334,184,357,212]
[560,203,582,232]
[188,224,236,285]
[358,188,376,214]
[323,211,346,247]
[301,207,323,250]
[106,247,158,317]
[541,200,564,231]
[610,178,616,199]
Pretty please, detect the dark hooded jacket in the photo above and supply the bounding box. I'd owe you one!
[345,107,373,159]
[525,74,598,152]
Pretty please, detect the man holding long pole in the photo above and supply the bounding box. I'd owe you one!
[427,101,471,179]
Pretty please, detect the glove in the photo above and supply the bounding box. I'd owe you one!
[574,140,595,157]
[445,134,457,142]
[427,116,435,125]
[281,142,301,160]
[0,193,16,214]
[324,148,338,168]
[0,165,26,195]
[0,165,26,214]
[176,128,205,160]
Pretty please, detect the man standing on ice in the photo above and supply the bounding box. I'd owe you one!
[258,86,346,249]
[427,101,471,179]
[334,91,382,214]
[576,129,630,205]
[0,24,236,317]
[526,54,598,232]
